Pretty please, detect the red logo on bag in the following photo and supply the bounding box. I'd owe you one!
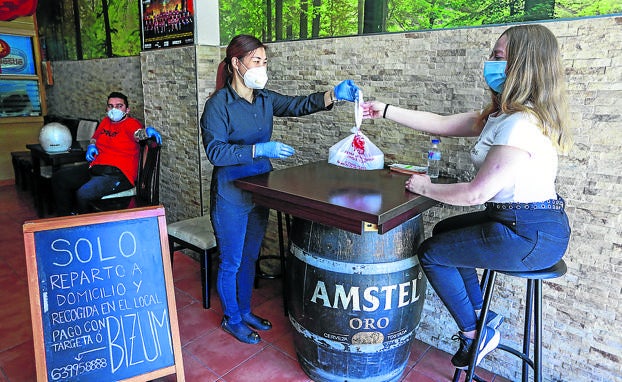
[352,134,365,154]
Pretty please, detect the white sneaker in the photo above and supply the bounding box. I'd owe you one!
[485,310,504,329]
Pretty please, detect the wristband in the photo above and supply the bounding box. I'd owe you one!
[383,104,390,119]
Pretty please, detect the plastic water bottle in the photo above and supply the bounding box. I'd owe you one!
[427,138,441,178]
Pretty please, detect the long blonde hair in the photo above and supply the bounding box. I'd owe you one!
[479,24,572,153]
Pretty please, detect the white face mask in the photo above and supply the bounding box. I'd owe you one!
[107,108,126,122]
[238,62,268,89]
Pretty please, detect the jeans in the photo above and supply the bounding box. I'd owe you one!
[52,163,132,215]
[210,193,269,324]
[417,204,570,332]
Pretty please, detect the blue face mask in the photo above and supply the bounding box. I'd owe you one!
[483,61,507,93]
[107,108,126,122]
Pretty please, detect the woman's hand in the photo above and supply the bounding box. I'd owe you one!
[362,101,387,119]
[333,80,360,102]
[405,173,431,195]
[254,141,295,159]
[402,146,531,206]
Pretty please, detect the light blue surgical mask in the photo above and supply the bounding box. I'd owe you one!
[483,61,507,93]
[107,108,126,122]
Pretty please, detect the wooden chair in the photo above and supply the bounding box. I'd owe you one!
[167,215,217,309]
[75,120,97,143]
[90,137,161,212]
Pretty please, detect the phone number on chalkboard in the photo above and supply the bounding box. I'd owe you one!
[50,358,107,380]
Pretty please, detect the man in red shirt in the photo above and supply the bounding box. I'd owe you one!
[51,92,161,215]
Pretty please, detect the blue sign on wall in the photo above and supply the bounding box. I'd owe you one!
[0,34,36,75]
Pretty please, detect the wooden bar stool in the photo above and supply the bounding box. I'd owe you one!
[453,259,567,382]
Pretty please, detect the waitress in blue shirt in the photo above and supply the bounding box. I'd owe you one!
[201,34,359,344]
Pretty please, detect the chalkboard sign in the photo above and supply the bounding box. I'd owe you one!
[23,206,185,382]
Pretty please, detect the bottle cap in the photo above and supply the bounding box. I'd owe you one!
[431,139,440,144]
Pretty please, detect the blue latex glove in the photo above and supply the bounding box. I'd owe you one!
[334,80,360,102]
[254,142,295,159]
[145,126,162,144]
[85,144,98,161]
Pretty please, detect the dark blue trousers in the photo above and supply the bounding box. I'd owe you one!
[417,205,570,332]
[51,163,132,215]
[210,193,269,324]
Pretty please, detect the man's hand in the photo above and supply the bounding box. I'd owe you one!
[145,126,162,144]
[85,144,98,161]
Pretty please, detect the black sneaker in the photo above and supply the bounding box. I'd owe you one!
[451,326,500,369]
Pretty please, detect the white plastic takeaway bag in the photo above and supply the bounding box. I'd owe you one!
[328,90,384,170]
[328,128,384,170]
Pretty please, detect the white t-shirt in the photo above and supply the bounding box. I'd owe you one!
[470,112,558,203]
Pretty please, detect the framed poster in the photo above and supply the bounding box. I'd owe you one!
[141,0,194,50]
[0,33,36,75]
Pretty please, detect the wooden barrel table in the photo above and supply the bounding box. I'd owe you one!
[287,215,427,382]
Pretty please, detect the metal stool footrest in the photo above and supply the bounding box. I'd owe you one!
[497,344,535,369]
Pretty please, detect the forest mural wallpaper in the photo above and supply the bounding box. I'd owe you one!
[36,0,621,60]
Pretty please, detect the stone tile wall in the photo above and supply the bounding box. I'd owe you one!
[140,46,205,222]
[46,56,144,122]
[45,15,622,382]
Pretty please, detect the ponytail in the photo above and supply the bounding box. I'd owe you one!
[214,60,230,93]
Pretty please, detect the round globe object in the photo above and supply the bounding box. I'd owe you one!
[39,122,72,153]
